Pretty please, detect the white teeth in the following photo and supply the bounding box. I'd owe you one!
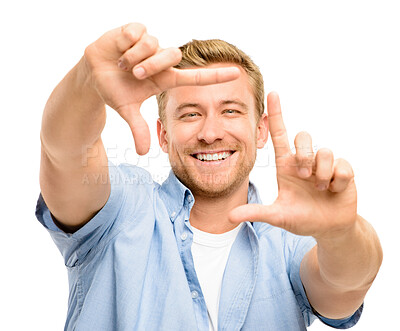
[195,151,233,161]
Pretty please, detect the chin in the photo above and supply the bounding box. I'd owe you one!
[172,163,253,199]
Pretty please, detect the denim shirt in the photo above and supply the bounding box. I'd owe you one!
[36,163,362,330]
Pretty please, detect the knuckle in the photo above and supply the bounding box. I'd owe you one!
[142,35,158,51]
[328,182,340,192]
[273,128,287,140]
[122,22,146,33]
[317,147,333,159]
[83,44,98,71]
[84,44,95,62]
[123,50,135,64]
[335,169,351,180]
[133,22,146,32]
[143,60,157,74]
[335,166,353,179]
[296,154,313,165]
[296,145,313,156]
[336,158,354,177]
[170,47,182,64]
[121,23,146,44]
[122,30,138,45]
[318,175,332,183]
[336,157,350,167]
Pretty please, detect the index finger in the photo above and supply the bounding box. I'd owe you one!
[171,66,240,87]
[267,92,291,158]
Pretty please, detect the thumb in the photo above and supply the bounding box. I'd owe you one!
[120,106,151,155]
[229,203,285,228]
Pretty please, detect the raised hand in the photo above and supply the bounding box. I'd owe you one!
[229,92,358,240]
[84,23,240,155]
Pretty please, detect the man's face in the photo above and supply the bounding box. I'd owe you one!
[157,64,268,198]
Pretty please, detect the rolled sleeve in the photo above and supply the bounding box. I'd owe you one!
[318,304,363,329]
[284,231,363,329]
[285,232,318,326]
[35,162,154,267]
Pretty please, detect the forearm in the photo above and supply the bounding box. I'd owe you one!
[39,56,110,229]
[301,215,383,318]
[316,215,382,290]
[41,56,106,166]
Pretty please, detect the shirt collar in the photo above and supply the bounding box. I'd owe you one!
[248,181,262,204]
[159,170,193,222]
[160,170,263,222]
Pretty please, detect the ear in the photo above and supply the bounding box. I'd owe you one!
[256,113,269,149]
[157,118,169,153]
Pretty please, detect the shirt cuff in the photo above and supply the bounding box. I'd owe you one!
[317,303,363,329]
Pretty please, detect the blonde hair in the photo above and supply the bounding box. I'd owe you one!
[156,39,264,123]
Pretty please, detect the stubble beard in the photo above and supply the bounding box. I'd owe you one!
[169,146,257,199]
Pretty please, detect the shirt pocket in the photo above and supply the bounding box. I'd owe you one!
[252,272,294,302]
[244,273,306,330]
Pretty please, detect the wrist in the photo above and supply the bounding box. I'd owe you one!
[315,215,382,290]
[75,56,104,109]
[314,214,360,246]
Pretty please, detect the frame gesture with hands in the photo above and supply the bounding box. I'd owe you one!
[229,92,358,241]
[85,23,240,155]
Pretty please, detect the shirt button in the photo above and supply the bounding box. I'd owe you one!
[191,290,198,299]
[180,232,188,241]
[170,211,176,218]
[187,195,193,203]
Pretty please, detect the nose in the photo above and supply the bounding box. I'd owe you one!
[196,115,225,144]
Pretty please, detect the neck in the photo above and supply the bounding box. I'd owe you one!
[189,179,249,234]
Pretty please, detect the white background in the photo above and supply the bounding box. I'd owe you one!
[1,0,399,330]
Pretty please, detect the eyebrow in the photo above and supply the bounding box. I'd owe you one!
[175,99,248,113]
[176,103,200,112]
[219,99,248,111]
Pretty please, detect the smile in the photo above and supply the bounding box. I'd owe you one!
[191,151,234,162]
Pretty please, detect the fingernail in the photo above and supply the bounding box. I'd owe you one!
[118,59,127,71]
[298,167,310,178]
[317,184,327,191]
[133,66,146,79]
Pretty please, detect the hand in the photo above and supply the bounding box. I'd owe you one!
[229,92,358,240]
[84,23,240,155]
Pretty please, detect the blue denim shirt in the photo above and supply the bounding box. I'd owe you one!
[36,163,362,330]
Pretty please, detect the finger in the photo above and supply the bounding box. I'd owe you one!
[153,66,240,90]
[132,47,182,80]
[229,203,285,228]
[174,66,241,87]
[267,92,291,158]
[116,23,147,54]
[329,158,354,192]
[119,106,151,155]
[119,34,159,72]
[294,131,314,178]
[128,114,151,155]
[314,148,334,191]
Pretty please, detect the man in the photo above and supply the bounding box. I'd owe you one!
[36,23,382,330]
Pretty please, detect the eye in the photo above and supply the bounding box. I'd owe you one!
[223,109,240,115]
[180,112,200,121]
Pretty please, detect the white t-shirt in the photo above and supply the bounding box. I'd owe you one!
[191,223,244,331]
